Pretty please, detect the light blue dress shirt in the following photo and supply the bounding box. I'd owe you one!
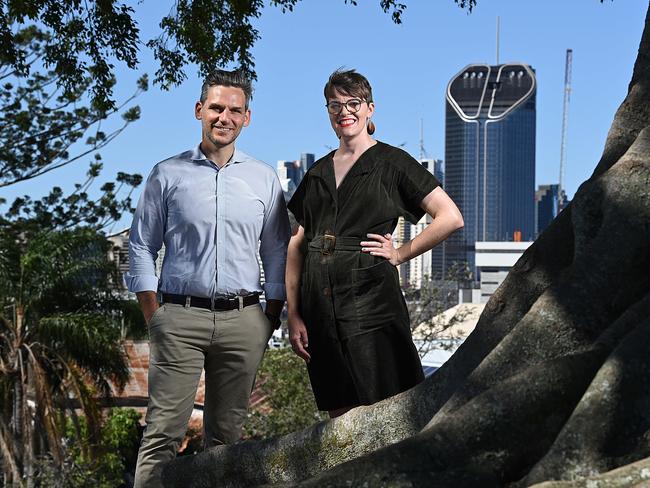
[125,145,290,300]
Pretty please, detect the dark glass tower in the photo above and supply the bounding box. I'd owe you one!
[535,184,559,236]
[535,183,569,237]
[301,152,315,171]
[444,63,536,276]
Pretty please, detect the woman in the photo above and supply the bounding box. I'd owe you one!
[286,69,464,418]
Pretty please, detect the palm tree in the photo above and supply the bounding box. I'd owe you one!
[0,225,130,487]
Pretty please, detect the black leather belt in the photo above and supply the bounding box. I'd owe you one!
[161,293,259,311]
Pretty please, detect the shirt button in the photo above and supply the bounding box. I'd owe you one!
[323,287,331,296]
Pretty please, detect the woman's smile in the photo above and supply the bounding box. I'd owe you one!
[338,116,357,127]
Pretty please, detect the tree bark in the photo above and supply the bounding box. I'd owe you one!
[164,5,650,487]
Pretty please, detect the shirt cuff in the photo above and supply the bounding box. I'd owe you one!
[124,272,159,293]
[263,282,286,301]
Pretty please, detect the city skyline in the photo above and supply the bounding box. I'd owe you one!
[0,1,646,235]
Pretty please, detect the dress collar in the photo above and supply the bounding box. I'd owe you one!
[309,141,382,180]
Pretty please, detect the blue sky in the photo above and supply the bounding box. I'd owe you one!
[3,0,647,232]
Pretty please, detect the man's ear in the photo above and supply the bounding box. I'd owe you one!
[195,101,203,120]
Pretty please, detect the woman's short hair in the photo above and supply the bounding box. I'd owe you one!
[200,69,253,107]
[324,68,373,103]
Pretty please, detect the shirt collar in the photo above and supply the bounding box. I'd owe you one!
[190,144,247,168]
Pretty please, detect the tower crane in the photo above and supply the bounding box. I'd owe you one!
[558,49,572,210]
[419,118,428,160]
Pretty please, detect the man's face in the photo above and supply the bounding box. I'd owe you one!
[195,85,251,150]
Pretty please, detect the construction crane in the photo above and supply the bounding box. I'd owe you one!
[558,49,572,210]
[419,118,428,160]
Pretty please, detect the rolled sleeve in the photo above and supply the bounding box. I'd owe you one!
[259,174,290,301]
[263,282,286,301]
[124,272,160,293]
[125,165,166,293]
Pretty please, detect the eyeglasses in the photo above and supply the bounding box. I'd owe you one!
[326,98,366,114]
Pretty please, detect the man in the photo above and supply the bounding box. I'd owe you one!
[125,69,290,487]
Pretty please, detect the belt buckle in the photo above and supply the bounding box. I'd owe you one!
[321,230,336,256]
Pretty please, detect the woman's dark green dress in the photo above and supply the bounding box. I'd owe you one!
[287,141,441,411]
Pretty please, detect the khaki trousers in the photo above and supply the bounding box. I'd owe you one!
[134,302,272,488]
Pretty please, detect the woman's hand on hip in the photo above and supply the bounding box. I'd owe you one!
[361,233,402,266]
[288,311,311,363]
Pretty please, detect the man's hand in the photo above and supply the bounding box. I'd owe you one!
[136,291,159,326]
[288,310,311,362]
[264,298,284,329]
[264,298,284,318]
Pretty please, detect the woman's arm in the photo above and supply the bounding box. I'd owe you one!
[286,225,311,362]
[361,187,464,265]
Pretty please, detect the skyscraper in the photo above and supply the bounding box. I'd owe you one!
[393,216,412,286]
[535,183,569,236]
[444,63,536,277]
[420,159,446,279]
[301,152,315,171]
[394,158,445,288]
[276,160,298,197]
[276,153,315,199]
[535,184,559,236]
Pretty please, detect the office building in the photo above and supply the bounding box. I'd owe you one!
[535,184,569,236]
[393,158,447,288]
[277,159,302,197]
[419,158,444,181]
[444,63,536,278]
[407,214,432,288]
[473,241,532,302]
[277,153,315,199]
[107,228,130,278]
[535,184,558,236]
[393,216,412,286]
[420,158,446,279]
[301,152,315,171]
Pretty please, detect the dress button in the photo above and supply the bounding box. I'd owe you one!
[323,287,331,296]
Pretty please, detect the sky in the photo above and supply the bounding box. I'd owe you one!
[2,0,648,232]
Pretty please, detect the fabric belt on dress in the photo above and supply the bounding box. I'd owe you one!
[161,293,259,311]
[307,234,362,255]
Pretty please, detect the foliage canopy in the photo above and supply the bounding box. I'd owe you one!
[1,0,477,110]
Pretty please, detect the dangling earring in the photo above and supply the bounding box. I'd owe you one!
[367,118,376,135]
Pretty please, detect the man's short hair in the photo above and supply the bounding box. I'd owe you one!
[324,68,373,103]
[200,69,253,107]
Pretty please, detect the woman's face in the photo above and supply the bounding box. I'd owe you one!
[326,89,375,140]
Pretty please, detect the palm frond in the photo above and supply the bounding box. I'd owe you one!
[65,363,103,456]
[0,414,22,483]
[0,319,17,375]
[0,246,15,298]
[20,228,117,310]
[38,313,129,393]
[23,344,64,466]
